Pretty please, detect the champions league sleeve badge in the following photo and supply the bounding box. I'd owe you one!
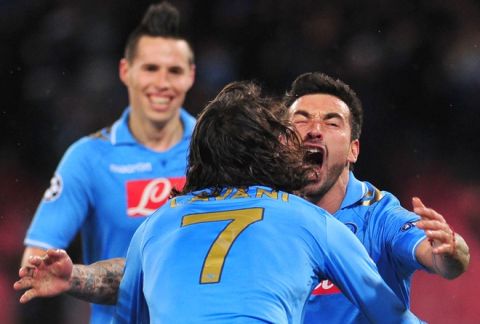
[43,173,63,202]
[401,221,418,232]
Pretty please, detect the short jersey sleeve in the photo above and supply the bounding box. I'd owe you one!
[319,213,421,323]
[114,220,149,324]
[24,138,93,249]
[381,204,427,273]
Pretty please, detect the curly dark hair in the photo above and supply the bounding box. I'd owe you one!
[181,81,312,196]
[124,1,194,63]
[285,72,363,141]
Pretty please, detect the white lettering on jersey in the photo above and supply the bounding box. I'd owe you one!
[127,178,172,216]
[319,280,335,289]
[109,162,152,174]
[311,279,341,295]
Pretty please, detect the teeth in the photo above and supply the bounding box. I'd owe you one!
[305,147,324,166]
[151,97,170,105]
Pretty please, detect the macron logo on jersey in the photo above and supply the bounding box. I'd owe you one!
[110,162,153,174]
[126,177,186,217]
[312,280,341,295]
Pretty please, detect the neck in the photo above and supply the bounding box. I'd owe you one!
[129,112,183,152]
[313,169,350,214]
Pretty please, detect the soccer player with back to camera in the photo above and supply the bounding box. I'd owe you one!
[114,80,422,323]
[286,72,470,323]
[20,2,195,323]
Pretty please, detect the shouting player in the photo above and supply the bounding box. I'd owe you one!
[286,72,469,323]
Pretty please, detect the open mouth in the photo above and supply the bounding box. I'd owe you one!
[151,97,170,105]
[148,93,174,109]
[304,148,324,167]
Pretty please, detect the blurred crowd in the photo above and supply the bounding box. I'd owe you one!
[2,0,479,323]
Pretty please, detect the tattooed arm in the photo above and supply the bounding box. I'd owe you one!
[69,258,124,304]
[14,249,125,305]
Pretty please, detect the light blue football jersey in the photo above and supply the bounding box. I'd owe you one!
[115,186,420,324]
[303,172,427,324]
[24,107,195,324]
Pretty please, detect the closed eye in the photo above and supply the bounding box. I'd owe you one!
[326,121,339,127]
[293,119,309,125]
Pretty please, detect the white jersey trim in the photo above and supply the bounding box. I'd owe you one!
[411,235,427,265]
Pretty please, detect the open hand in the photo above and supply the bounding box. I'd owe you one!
[13,249,73,303]
[412,197,456,256]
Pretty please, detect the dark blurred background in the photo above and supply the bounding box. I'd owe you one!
[2,0,479,323]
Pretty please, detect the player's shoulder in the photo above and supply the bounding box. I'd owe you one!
[87,125,112,141]
[55,127,112,168]
[281,193,332,222]
[69,126,112,151]
[361,181,415,220]
[359,181,398,208]
[285,192,317,207]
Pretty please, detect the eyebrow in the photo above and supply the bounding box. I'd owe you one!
[141,63,185,70]
[143,63,159,69]
[324,112,344,120]
[292,110,310,118]
[293,110,345,120]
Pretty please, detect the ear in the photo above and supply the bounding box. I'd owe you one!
[119,58,129,87]
[186,64,196,91]
[348,139,360,164]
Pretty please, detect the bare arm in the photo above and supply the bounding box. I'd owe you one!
[21,246,48,267]
[69,257,125,304]
[413,197,470,279]
[14,249,125,305]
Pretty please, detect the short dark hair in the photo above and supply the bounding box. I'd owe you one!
[182,81,312,195]
[124,1,194,63]
[285,72,363,140]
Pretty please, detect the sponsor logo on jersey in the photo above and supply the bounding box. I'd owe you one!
[401,221,417,232]
[126,177,186,217]
[311,280,341,295]
[42,173,63,202]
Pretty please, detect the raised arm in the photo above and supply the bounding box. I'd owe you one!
[413,197,470,279]
[14,249,125,305]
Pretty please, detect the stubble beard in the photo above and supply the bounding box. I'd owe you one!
[302,162,345,205]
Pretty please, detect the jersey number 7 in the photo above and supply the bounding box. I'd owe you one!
[181,208,264,284]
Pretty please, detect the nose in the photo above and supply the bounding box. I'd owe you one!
[306,119,323,139]
[155,70,171,89]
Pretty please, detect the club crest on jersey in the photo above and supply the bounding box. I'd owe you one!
[344,222,358,234]
[401,221,418,232]
[126,177,186,217]
[312,280,341,295]
[42,173,63,202]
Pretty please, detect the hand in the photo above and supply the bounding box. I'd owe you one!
[13,249,73,303]
[412,197,456,256]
